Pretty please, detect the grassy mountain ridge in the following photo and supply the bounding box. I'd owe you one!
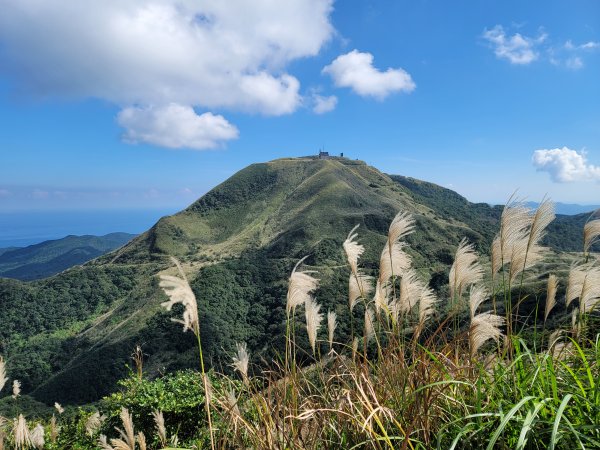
[390,174,597,253]
[0,232,135,280]
[0,157,593,407]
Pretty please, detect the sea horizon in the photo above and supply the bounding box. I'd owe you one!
[0,207,179,247]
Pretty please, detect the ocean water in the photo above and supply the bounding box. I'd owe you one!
[0,208,179,247]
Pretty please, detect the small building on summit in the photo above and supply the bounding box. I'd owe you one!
[318,150,330,159]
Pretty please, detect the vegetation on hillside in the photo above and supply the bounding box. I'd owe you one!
[0,159,596,410]
[0,197,598,449]
[0,233,135,281]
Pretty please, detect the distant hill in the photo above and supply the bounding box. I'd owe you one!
[0,157,595,407]
[0,247,19,257]
[0,233,136,280]
[525,201,599,216]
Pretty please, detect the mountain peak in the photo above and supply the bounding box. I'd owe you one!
[116,156,408,262]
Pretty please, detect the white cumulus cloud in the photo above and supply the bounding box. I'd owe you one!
[482,25,546,64]
[581,41,600,50]
[559,39,599,70]
[532,147,600,182]
[0,0,333,112]
[565,56,584,70]
[483,26,598,69]
[565,40,600,51]
[322,50,415,99]
[117,104,239,150]
[312,94,338,114]
[0,0,334,148]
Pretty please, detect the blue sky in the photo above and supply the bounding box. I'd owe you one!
[0,0,599,219]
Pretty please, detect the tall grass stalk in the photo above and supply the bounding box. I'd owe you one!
[159,257,215,450]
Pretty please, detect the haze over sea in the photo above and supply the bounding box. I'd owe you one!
[0,208,177,247]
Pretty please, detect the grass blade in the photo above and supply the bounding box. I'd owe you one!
[486,396,534,450]
[549,394,572,450]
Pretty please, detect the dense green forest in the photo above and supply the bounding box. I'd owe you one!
[0,158,596,412]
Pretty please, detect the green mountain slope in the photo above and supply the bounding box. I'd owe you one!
[0,157,593,407]
[0,247,19,257]
[0,233,136,280]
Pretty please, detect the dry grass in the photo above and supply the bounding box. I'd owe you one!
[544,274,559,321]
[2,201,599,449]
[449,238,483,300]
[584,214,600,255]
[0,358,7,394]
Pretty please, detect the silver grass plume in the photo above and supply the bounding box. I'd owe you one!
[469,285,489,318]
[224,389,241,424]
[525,199,555,258]
[544,274,559,322]
[98,435,113,450]
[86,412,103,436]
[30,424,44,449]
[491,200,532,276]
[0,356,7,392]
[509,201,552,283]
[364,308,375,344]
[286,256,318,312]
[54,402,64,414]
[572,307,583,339]
[379,241,411,284]
[399,269,425,314]
[304,298,323,355]
[566,265,600,312]
[327,310,337,351]
[343,224,364,276]
[13,415,31,450]
[204,373,213,405]
[491,199,554,283]
[584,214,600,254]
[418,286,437,325]
[470,312,505,357]
[449,238,483,299]
[373,280,389,313]
[387,211,415,246]
[12,380,20,399]
[349,271,373,312]
[566,265,587,306]
[580,267,600,313]
[379,211,414,284]
[159,257,199,335]
[548,330,572,358]
[0,416,8,450]
[415,287,437,340]
[137,432,147,450]
[352,337,359,355]
[50,415,58,443]
[110,407,135,450]
[231,342,249,384]
[226,389,240,414]
[152,410,167,447]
